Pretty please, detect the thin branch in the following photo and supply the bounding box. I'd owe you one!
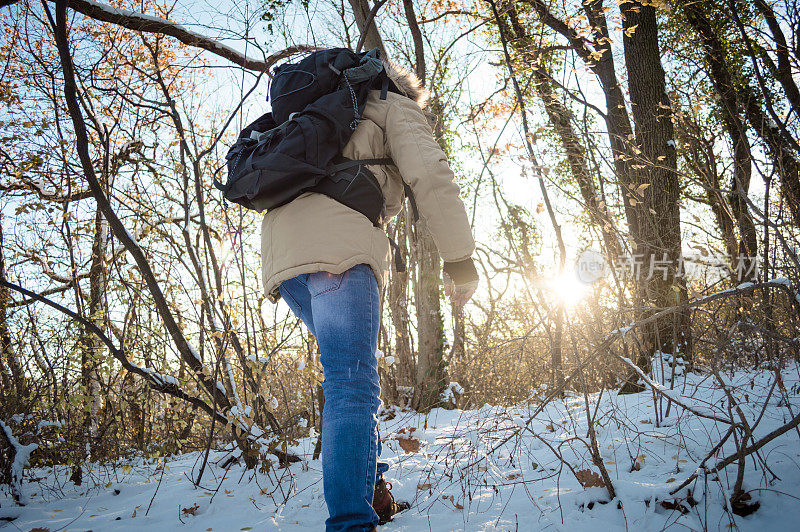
[355,0,387,53]
[0,278,222,422]
[51,0,231,415]
[51,0,304,71]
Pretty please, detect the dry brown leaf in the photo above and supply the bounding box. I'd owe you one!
[181,503,199,517]
[660,499,690,514]
[731,491,761,516]
[417,483,432,490]
[397,437,420,454]
[575,468,606,488]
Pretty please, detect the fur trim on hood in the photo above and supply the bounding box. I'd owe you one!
[382,59,429,109]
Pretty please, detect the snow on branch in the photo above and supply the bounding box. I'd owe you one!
[0,419,38,503]
[616,355,733,424]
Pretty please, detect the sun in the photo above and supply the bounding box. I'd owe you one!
[553,270,589,307]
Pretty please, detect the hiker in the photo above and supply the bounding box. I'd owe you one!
[255,50,478,531]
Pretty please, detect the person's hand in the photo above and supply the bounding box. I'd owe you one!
[442,258,479,308]
[443,274,478,307]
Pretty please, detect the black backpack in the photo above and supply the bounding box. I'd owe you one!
[214,48,415,229]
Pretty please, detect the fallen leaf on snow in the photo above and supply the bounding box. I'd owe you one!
[659,499,690,514]
[182,503,199,516]
[575,469,606,488]
[398,437,420,454]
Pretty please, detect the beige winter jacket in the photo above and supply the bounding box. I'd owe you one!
[261,65,475,301]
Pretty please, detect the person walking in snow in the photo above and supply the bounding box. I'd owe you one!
[260,54,478,531]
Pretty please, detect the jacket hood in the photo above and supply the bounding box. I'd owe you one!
[382,59,429,109]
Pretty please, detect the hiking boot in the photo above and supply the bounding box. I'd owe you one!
[372,478,410,525]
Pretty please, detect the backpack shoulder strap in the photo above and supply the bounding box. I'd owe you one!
[402,181,420,222]
[380,74,389,100]
[326,157,395,174]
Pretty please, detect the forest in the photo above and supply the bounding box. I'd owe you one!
[1,0,799,530]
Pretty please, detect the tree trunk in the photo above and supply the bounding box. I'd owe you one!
[505,7,620,263]
[531,58,621,262]
[401,0,425,81]
[80,206,107,458]
[676,120,740,276]
[619,1,691,390]
[52,0,247,457]
[752,0,800,118]
[412,221,446,410]
[683,0,758,273]
[347,0,386,55]
[579,0,644,239]
[580,2,684,370]
[449,300,465,363]
[0,214,27,403]
[412,89,448,411]
[724,4,800,225]
[387,220,414,394]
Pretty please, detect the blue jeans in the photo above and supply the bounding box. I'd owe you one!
[280,264,389,531]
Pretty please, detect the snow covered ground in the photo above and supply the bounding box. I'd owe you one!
[3,362,800,531]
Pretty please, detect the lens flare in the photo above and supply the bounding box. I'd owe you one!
[554,271,588,307]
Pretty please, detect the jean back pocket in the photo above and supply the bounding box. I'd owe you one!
[307,271,344,297]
